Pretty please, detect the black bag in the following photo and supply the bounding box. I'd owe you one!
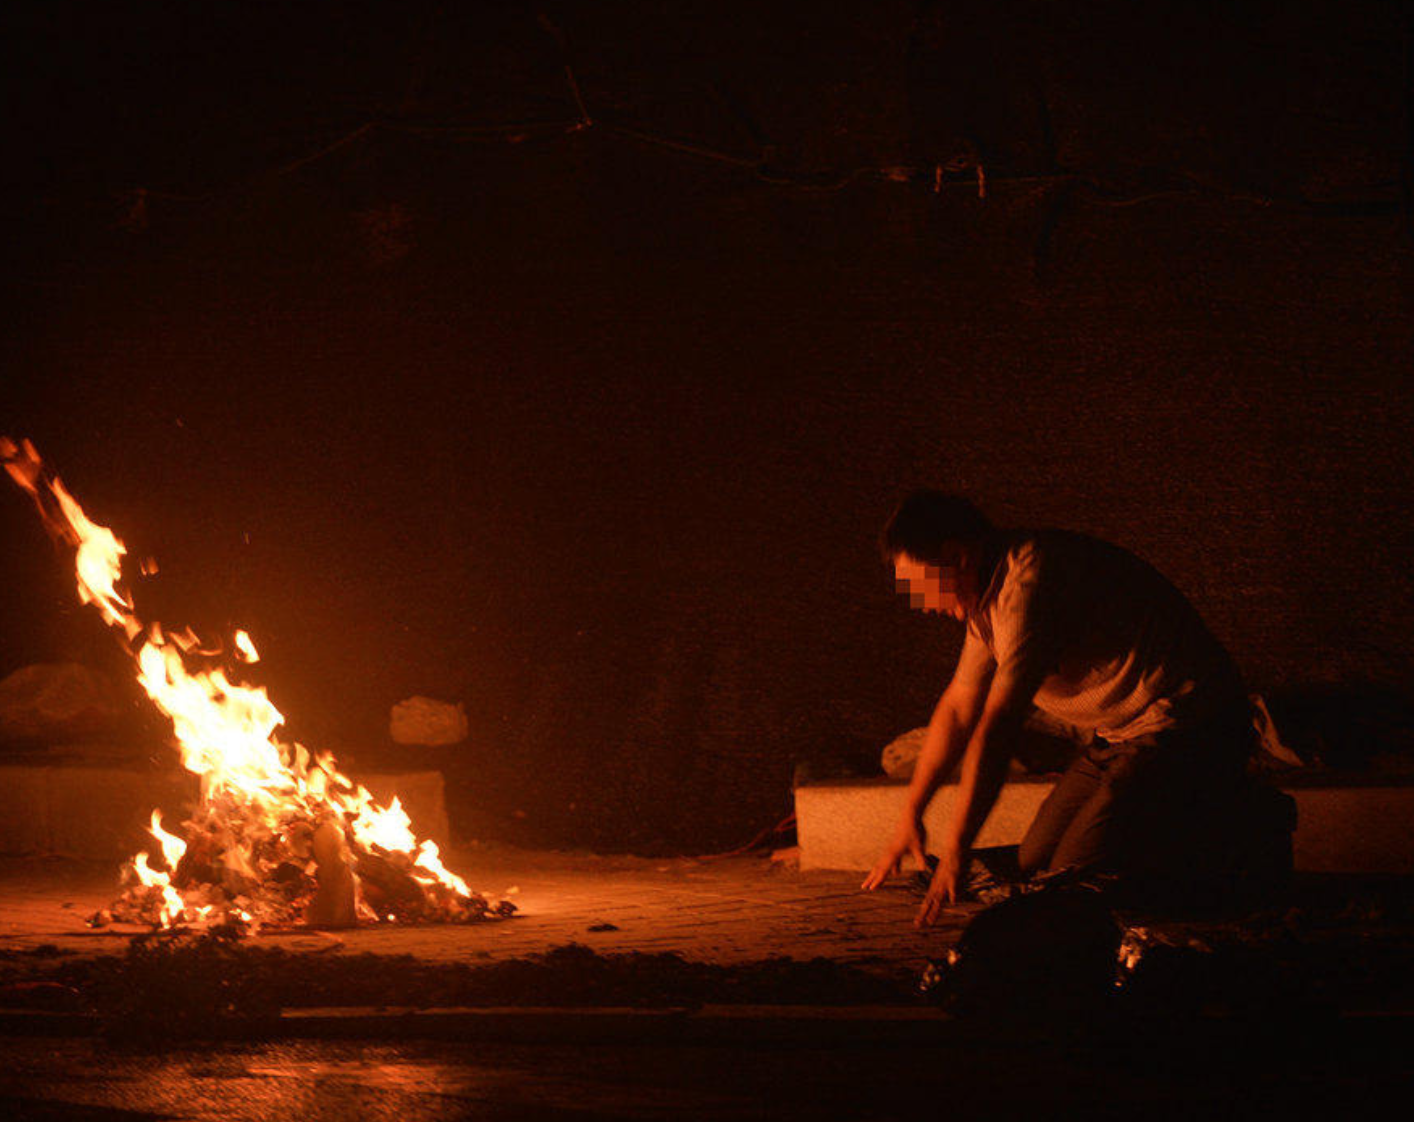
[929,886,1122,1022]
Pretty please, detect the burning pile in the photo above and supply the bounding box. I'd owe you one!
[1,437,513,931]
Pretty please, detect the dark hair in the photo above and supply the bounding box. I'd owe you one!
[881,491,992,565]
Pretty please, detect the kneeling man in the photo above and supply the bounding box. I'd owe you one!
[863,491,1263,924]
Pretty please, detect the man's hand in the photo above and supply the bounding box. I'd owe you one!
[861,815,927,891]
[915,844,965,927]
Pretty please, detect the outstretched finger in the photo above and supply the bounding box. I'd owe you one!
[861,858,895,891]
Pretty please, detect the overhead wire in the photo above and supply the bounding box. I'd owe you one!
[19,11,1405,227]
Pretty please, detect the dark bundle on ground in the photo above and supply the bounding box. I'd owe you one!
[930,887,1122,1023]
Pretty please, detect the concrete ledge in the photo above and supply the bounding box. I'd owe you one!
[279,1004,958,1045]
[797,778,1052,874]
[0,765,450,859]
[796,776,1414,875]
[0,1004,958,1044]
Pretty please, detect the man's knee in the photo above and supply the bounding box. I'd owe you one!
[1018,760,1104,875]
[1017,831,1050,877]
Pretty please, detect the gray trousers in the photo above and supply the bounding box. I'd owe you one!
[1017,705,1254,884]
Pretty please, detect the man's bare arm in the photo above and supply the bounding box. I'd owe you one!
[943,695,1029,855]
[915,676,1033,924]
[905,677,990,820]
[861,668,991,890]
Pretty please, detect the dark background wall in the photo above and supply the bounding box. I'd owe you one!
[2,1,1410,851]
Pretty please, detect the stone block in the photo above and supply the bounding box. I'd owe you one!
[0,765,450,858]
[389,697,468,746]
[795,776,1414,875]
[796,778,1052,873]
[0,663,122,743]
[1283,784,1414,874]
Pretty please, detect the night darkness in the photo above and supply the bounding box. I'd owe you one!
[2,0,1410,854]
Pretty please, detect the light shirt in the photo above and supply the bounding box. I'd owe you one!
[956,530,1243,742]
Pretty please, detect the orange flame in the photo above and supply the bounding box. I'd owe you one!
[2,436,481,925]
[129,851,186,927]
[148,810,187,871]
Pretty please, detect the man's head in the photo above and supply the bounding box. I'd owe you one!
[881,491,992,621]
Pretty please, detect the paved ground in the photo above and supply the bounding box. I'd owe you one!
[3,848,1414,1120]
[0,847,959,977]
[8,1026,1413,1122]
[6,846,1414,1024]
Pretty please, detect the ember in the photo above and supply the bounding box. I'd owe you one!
[1,437,513,931]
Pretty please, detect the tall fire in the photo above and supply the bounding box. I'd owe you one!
[1,436,513,931]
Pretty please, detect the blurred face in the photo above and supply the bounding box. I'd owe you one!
[892,549,976,621]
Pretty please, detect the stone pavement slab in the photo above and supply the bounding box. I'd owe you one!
[5,850,1414,1022]
[0,848,963,978]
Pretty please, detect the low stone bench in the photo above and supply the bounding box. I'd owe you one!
[0,763,450,859]
[796,773,1414,875]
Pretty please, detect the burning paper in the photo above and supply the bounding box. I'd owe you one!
[1,436,513,931]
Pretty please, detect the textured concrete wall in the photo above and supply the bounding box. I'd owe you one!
[1,1,1408,852]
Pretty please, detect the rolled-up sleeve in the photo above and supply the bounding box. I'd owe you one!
[987,545,1060,708]
[953,623,996,695]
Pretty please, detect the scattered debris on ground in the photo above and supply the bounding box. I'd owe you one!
[7,936,908,1039]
